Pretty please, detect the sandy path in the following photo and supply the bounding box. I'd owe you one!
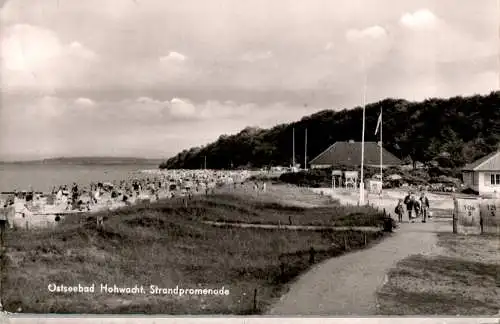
[266,217,450,315]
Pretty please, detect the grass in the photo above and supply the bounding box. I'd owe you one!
[188,193,387,227]
[376,232,500,315]
[1,190,385,314]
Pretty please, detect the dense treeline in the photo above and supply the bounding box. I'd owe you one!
[160,92,500,170]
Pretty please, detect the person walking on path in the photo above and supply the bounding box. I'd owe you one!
[413,198,421,222]
[420,192,430,223]
[71,182,79,208]
[0,202,7,248]
[403,191,415,222]
[394,199,405,223]
[5,200,15,230]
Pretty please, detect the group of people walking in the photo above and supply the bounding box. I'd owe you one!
[395,191,431,223]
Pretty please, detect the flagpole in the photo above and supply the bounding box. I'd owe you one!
[359,57,367,205]
[380,108,383,197]
[292,127,295,171]
[305,128,308,170]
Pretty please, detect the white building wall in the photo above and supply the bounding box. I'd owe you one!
[478,171,500,196]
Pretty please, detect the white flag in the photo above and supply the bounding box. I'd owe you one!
[375,110,382,135]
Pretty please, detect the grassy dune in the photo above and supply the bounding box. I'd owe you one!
[195,193,386,227]
[2,192,385,314]
[376,233,500,315]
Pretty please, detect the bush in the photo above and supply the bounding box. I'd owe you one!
[278,171,330,188]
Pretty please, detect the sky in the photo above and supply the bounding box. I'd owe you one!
[0,0,499,161]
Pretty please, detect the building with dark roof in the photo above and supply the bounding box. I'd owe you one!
[462,149,500,196]
[309,140,403,169]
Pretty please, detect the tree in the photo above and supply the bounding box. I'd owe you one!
[160,92,500,170]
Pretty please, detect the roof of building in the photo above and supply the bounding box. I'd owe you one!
[462,150,500,171]
[309,141,403,167]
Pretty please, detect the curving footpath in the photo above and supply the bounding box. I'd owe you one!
[266,218,450,315]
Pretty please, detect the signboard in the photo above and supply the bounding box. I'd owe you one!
[453,198,481,235]
[344,171,358,179]
[479,199,500,235]
[331,170,343,176]
[366,179,382,193]
[344,171,358,189]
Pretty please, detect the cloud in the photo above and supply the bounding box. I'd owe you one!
[198,100,256,119]
[1,24,98,92]
[344,25,391,70]
[345,25,388,43]
[240,50,273,62]
[136,96,158,104]
[0,93,318,159]
[36,96,66,118]
[396,10,497,65]
[68,42,98,60]
[159,51,187,62]
[1,25,97,70]
[74,97,95,106]
[400,9,438,30]
[0,0,498,160]
[1,24,61,71]
[169,97,197,118]
[324,42,335,51]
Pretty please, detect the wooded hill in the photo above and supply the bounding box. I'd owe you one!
[160,91,500,170]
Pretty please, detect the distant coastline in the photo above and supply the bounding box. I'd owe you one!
[0,156,165,166]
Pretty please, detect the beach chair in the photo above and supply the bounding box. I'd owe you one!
[46,194,55,205]
[97,215,104,228]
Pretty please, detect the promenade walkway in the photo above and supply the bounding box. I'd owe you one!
[266,218,450,315]
[267,187,453,315]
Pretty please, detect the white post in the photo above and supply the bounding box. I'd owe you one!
[380,108,383,197]
[304,128,307,170]
[292,127,295,170]
[359,58,367,205]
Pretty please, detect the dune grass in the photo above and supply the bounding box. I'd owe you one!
[376,233,500,315]
[183,193,387,227]
[1,193,385,314]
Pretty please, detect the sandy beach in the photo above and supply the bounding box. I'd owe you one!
[1,169,255,230]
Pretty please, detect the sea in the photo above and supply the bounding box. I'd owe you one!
[0,163,160,193]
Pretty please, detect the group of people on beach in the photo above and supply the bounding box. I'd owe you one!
[394,191,431,223]
[0,199,15,246]
[0,170,253,222]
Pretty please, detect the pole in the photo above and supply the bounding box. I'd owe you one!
[380,108,383,197]
[304,128,307,170]
[359,58,367,205]
[292,127,295,169]
[204,156,207,170]
[253,288,257,312]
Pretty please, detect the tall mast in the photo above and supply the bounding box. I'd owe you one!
[304,128,308,170]
[380,107,383,195]
[359,58,367,205]
[292,127,295,168]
